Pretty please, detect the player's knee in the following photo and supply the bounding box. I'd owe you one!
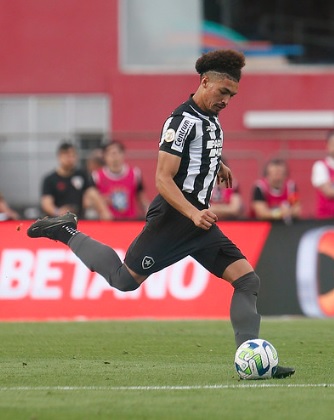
[112,265,141,292]
[232,271,260,296]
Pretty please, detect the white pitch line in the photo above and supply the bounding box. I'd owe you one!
[0,384,333,391]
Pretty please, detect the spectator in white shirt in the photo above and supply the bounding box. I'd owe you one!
[311,131,334,219]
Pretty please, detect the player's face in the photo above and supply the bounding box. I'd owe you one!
[200,76,239,115]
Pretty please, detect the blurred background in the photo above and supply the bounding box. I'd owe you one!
[1,0,334,219]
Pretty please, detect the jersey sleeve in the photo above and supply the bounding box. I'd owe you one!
[311,160,329,187]
[159,115,195,157]
[133,167,144,193]
[41,174,54,196]
[77,170,94,192]
[252,184,266,201]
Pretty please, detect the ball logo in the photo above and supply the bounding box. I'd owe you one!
[164,128,176,143]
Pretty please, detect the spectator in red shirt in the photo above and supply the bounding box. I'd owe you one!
[311,130,334,219]
[250,158,301,222]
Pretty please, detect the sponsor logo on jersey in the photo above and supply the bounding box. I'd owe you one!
[172,119,194,152]
[206,125,216,132]
[142,256,155,270]
[207,138,223,157]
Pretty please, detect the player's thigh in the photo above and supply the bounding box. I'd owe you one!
[124,212,198,275]
[222,258,254,283]
[191,225,246,279]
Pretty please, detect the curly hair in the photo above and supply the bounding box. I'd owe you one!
[195,49,245,82]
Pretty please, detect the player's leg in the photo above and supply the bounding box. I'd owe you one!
[26,207,196,291]
[68,233,145,291]
[191,235,260,347]
[222,259,261,347]
[224,260,295,378]
[192,228,295,378]
[27,212,143,291]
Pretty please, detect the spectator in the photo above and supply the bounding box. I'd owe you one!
[41,141,111,220]
[311,130,334,219]
[0,192,19,221]
[86,148,104,175]
[210,158,244,219]
[250,158,301,222]
[92,140,149,219]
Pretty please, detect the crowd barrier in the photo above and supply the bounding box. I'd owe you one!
[0,219,333,321]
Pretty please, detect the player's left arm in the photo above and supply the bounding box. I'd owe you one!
[217,161,233,188]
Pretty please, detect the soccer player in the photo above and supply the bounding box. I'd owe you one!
[27,49,295,379]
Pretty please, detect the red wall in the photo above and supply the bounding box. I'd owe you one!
[1,0,334,216]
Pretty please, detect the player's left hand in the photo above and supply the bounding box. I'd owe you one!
[217,162,233,188]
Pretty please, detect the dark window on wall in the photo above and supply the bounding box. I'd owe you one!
[203,0,334,64]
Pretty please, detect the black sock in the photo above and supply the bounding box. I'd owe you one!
[54,225,79,245]
[230,271,261,348]
[68,233,140,292]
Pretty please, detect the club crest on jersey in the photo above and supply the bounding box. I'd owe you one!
[71,176,84,190]
[142,256,155,270]
[164,128,176,143]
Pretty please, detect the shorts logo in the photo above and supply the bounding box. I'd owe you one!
[142,256,155,270]
[164,128,176,143]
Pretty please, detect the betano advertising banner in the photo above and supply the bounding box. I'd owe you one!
[0,220,333,320]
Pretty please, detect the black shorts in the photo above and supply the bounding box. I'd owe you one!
[124,194,246,277]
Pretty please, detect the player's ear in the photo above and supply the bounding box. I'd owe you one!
[201,74,209,87]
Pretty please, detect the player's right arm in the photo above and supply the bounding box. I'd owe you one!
[155,151,217,230]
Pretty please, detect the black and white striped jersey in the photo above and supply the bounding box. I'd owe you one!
[159,97,223,208]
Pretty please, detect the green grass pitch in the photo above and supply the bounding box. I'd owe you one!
[0,318,333,419]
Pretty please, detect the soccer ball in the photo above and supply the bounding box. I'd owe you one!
[234,338,279,380]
